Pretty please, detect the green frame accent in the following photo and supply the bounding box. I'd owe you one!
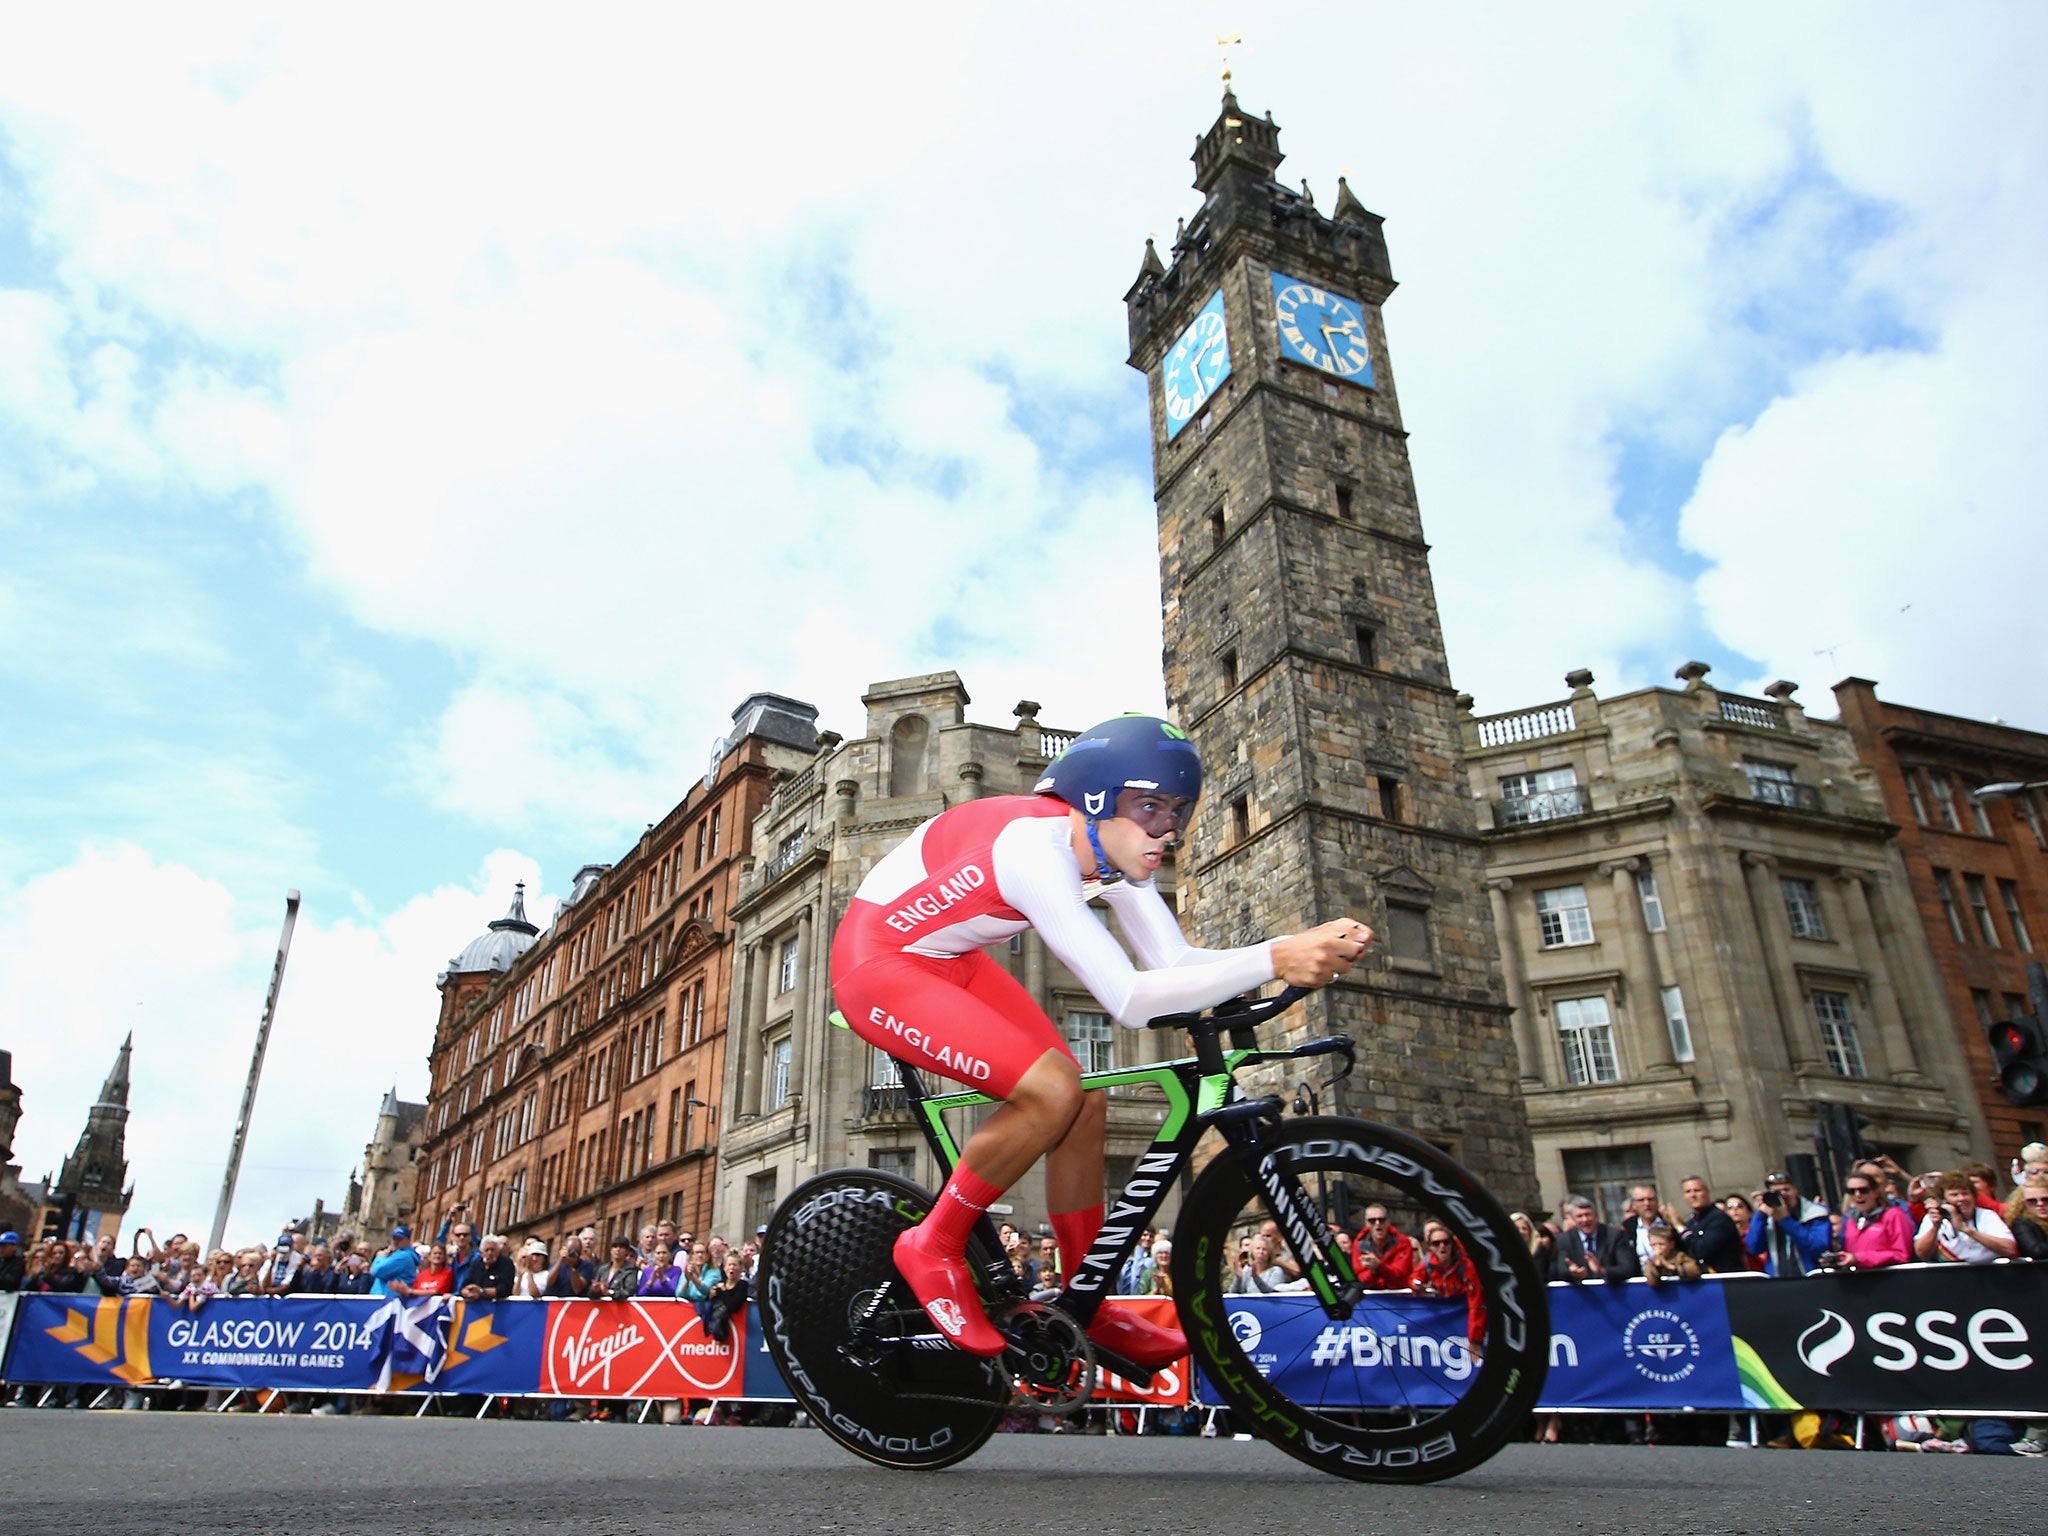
[915,1058,1221,1171]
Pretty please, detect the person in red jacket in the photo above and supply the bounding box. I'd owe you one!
[1411,1221,1486,1350]
[1352,1203,1417,1291]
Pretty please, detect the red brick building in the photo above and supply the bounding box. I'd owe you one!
[1834,678,2048,1164]
[413,694,820,1249]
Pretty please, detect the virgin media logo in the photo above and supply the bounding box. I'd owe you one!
[542,1302,741,1397]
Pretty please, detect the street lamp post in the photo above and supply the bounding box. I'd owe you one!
[1970,779,2048,801]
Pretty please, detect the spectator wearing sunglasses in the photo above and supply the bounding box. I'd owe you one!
[1825,1174,1913,1269]
[1352,1204,1417,1291]
[2004,1173,2048,1260]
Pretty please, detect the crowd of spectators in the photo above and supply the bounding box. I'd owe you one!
[4,1143,2044,1444]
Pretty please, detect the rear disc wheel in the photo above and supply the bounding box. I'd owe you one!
[756,1169,1004,1471]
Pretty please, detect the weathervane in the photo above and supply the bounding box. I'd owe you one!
[1216,31,1242,91]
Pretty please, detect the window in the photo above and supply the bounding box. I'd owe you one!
[1066,1010,1113,1074]
[1813,990,1866,1077]
[689,980,706,1046]
[1636,868,1666,933]
[1781,877,1829,940]
[1999,879,2033,951]
[1231,794,1250,844]
[2006,992,2030,1020]
[1498,766,1582,824]
[1335,482,1354,521]
[1208,506,1226,552]
[1354,625,1376,667]
[1220,649,1238,691]
[1660,985,1695,1063]
[1932,868,1966,941]
[1964,874,2000,945]
[744,1171,779,1237]
[2025,792,2047,851]
[1927,773,1961,830]
[667,1088,682,1159]
[1904,771,1929,825]
[869,1148,917,1180]
[1969,788,1994,836]
[1376,774,1409,823]
[1972,990,1996,1028]
[1743,759,1808,807]
[1555,996,1620,1084]
[1385,903,1433,963]
[767,1036,792,1109]
[1534,884,1594,948]
[778,935,800,993]
[1561,1144,1654,1228]
[869,1047,903,1088]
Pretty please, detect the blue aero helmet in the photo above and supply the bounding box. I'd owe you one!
[1035,714,1202,882]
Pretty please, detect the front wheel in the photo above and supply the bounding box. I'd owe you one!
[1172,1117,1547,1483]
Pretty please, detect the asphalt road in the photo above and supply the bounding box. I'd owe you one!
[0,1414,2034,1534]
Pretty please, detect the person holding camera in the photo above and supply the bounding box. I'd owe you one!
[1914,1171,2016,1263]
[1226,1232,1291,1293]
[1352,1204,1418,1291]
[1744,1174,1830,1276]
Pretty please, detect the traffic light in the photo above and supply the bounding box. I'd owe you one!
[1987,1011,2048,1106]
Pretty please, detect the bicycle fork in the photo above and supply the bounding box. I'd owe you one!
[1214,1104,1363,1318]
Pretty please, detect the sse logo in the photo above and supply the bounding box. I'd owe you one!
[1796,1307,2032,1376]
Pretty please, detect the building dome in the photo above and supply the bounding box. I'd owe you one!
[448,883,541,976]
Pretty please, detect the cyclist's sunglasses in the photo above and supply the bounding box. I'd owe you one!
[1114,787,1196,838]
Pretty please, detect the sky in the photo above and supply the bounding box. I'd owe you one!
[2,4,2043,1248]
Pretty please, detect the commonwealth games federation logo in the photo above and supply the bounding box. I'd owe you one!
[1228,1309,1262,1352]
[1622,1308,1700,1383]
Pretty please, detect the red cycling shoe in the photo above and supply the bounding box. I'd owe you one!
[893,1226,1007,1358]
[1086,1299,1187,1370]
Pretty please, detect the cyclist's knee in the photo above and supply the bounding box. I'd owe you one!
[1011,1052,1084,1129]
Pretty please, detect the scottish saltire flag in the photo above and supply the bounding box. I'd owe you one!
[373,1296,452,1390]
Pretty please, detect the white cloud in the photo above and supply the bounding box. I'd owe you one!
[0,842,548,1250]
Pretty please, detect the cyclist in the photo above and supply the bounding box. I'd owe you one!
[831,713,1373,1366]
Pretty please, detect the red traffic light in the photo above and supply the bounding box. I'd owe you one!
[1986,1010,2048,1107]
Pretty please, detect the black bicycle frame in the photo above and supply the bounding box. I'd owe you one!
[893,990,1364,1335]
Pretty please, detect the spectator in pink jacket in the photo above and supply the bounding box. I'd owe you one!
[1827,1169,1913,1269]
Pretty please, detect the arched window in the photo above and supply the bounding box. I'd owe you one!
[890,715,929,797]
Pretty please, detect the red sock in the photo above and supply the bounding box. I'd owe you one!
[922,1163,1004,1258]
[1050,1204,1103,1279]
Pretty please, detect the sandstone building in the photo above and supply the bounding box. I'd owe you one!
[1121,90,1536,1200]
[716,673,1203,1237]
[1833,678,2048,1163]
[412,694,817,1248]
[1463,665,1982,1218]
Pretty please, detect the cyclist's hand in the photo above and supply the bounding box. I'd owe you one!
[1273,919,1374,988]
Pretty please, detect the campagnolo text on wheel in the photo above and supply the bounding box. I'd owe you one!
[758,715,1547,1482]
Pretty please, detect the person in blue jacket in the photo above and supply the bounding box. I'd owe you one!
[369,1225,422,1297]
[1744,1173,1831,1276]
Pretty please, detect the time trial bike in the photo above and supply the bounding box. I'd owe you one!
[756,985,1546,1483]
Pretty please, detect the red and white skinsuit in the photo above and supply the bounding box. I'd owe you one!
[832,794,1278,1365]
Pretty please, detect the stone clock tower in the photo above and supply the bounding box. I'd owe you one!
[1125,90,1536,1200]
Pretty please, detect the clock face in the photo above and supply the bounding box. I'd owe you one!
[1161,289,1232,440]
[1270,270,1374,384]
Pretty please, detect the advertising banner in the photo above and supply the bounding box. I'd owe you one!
[1198,1293,1472,1409]
[1541,1279,1743,1409]
[0,1293,18,1380]
[539,1297,745,1399]
[2,1294,550,1394]
[1722,1264,2044,1414]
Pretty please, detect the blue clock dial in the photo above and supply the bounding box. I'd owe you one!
[1270,270,1374,384]
[1161,289,1232,440]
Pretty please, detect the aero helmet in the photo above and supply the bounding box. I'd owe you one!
[1036,715,1201,879]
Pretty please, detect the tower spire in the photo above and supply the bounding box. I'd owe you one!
[99,1032,133,1109]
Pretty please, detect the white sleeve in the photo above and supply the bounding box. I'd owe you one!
[992,825,1277,1027]
[1102,878,1260,973]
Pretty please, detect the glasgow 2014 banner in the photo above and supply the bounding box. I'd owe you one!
[1216,1265,2047,1415]
[0,1294,754,1398]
